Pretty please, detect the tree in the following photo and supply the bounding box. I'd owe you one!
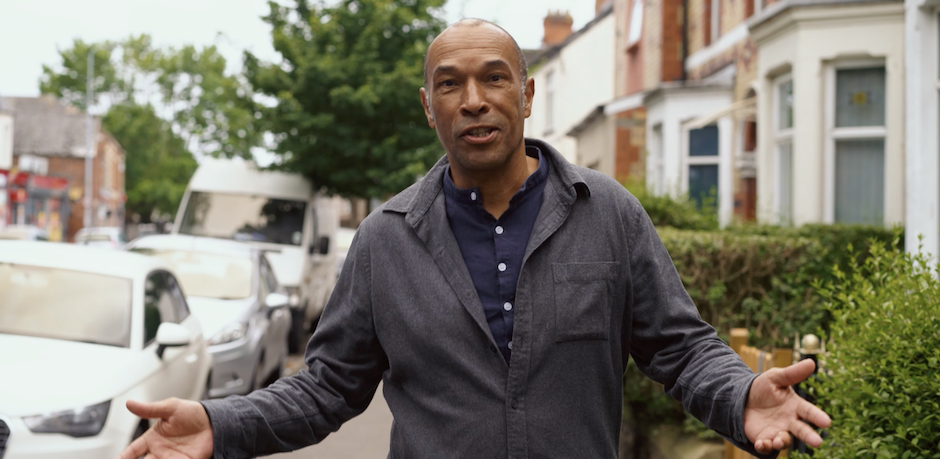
[245,0,447,199]
[40,35,260,220]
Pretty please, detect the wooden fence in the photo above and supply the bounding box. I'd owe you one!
[725,328,794,459]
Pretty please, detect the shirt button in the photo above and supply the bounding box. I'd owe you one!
[511,399,519,409]
[508,340,513,350]
[470,192,477,201]
[503,302,512,311]
[498,263,506,272]
[495,225,504,235]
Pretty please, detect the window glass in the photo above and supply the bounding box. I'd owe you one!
[778,143,793,224]
[178,191,307,246]
[166,274,190,321]
[778,80,793,130]
[689,125,719,156]
[132,249,253,300]
[689,164,719,209]
[143,272,179,346]
[260,257,279,293]
[627,0,644,46]
[835,139,885,225]
[835,67,886,128]
[0,264,132,347]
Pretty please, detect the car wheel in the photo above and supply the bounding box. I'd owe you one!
[251,352,266,392]
[288,309,305,354]
[132,420,148,441]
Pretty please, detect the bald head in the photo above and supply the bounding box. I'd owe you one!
[423,19,529,92]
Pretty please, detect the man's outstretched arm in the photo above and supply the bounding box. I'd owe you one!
[116,225,387,459]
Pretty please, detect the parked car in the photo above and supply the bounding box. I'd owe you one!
[172,158,339,353]
[0,225,48,241]
[126,234,292,398]
[0,241,212,459]
[75,227,126,249]
[334,226,358,276]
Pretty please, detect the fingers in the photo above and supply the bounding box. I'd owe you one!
[767,359,816,387]
[796,398,832,429]
[116,434,149,459]
[790,417,824,448]
[126,398,177,420]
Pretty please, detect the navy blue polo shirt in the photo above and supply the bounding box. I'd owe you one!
[443,146,549,364]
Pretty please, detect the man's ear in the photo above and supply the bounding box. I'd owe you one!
[420,87,436,129]
[523,78,535,118]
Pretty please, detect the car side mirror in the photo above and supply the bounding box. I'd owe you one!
[265,292,289,309]
[155,322,192,359]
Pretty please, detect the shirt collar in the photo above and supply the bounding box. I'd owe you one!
[441,145,548,207]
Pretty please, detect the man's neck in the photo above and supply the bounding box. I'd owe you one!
[449,148,539,219]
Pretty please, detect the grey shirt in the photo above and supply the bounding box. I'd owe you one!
[202,138,766,458]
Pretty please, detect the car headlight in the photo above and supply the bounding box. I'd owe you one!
[23,400,111,438]
[209,322,248,346]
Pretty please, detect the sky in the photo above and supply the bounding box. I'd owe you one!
[0,0,599,98]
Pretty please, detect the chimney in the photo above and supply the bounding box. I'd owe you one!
[542,10,573,47]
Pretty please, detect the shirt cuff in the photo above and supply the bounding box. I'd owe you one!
[201,398,251,459]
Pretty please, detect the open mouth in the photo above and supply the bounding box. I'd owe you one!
[461,127,498,144]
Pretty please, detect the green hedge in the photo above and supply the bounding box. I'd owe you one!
[800,235,940,458]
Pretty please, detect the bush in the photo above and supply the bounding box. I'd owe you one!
[659,228,827,348]
[624,179,718,231]
[800,235,940,459]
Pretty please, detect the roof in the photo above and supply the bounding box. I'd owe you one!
[127,234,257,259]
[567,105,606,137]
[529,2,614,68]
[0,241,168,279]
[0,96,97,158]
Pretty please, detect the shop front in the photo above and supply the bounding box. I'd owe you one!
[0,169,70,242]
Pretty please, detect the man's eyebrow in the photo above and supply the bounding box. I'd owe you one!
[432,59,512,78]
[432,64,457,77]
[483,59,511,69]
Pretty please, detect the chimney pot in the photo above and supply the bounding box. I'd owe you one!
[542,9,574,47]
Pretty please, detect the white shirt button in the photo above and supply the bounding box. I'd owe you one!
[495,226,504,235]
[497,262,507,272]
[508,341,513,350]
[470,192,477,201]
[503,302,513,311]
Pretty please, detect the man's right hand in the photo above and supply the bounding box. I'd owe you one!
[116,398,214,459]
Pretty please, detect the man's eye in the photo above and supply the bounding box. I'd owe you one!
[490,75,503,82]
[440,80,455,87]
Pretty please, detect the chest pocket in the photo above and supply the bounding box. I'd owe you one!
[552,262,620,342]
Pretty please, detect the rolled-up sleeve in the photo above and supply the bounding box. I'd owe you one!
[202,223,388,459]
[623,195,775,459]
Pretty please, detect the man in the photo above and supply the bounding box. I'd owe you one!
[118,19,830,459]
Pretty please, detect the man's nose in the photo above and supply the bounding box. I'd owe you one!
[460,80,489,116]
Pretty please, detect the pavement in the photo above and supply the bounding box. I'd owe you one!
[260,352,393,459]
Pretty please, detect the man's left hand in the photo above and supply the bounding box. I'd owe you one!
[743,358,832,454]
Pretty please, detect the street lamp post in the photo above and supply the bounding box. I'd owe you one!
[84,48,94,230]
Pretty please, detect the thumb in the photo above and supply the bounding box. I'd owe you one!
[126,398,178,420]
[767,358,816,387]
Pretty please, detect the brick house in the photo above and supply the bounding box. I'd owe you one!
[2,96,126,242]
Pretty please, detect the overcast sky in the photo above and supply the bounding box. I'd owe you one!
[0,0,598,98]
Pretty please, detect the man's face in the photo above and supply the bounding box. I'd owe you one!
[421,25,535,174]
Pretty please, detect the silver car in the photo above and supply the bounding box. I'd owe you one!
[126,234,292,398]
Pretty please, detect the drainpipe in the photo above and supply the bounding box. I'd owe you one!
[681,0,689,81]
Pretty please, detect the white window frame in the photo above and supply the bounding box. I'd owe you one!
[711,0,721,43]
[773,73,794,225]
[823,59,888,224]
[627,0,644,47]
[686,123,721,203]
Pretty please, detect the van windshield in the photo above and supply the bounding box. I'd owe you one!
[178,191,306,246]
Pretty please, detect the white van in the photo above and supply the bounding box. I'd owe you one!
[172,158,338,352]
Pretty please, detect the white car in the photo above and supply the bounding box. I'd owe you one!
[74,227,127,249]
[0,241,212,459]
[126,234,292,398]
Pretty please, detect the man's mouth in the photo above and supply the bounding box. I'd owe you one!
[460,127,498,144]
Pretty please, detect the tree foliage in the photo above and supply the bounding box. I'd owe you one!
[39,35,260,219]
[245,0,447,198]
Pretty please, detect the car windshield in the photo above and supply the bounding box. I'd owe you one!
[131,249,253,300]
[178,191,306,246]
[0,263,132,347]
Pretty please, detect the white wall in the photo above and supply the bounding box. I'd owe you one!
[0,114,12,170]
[525,13,615,163]
[752,3,906,226]
[905,0,940,257]
[574,115,616,177]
